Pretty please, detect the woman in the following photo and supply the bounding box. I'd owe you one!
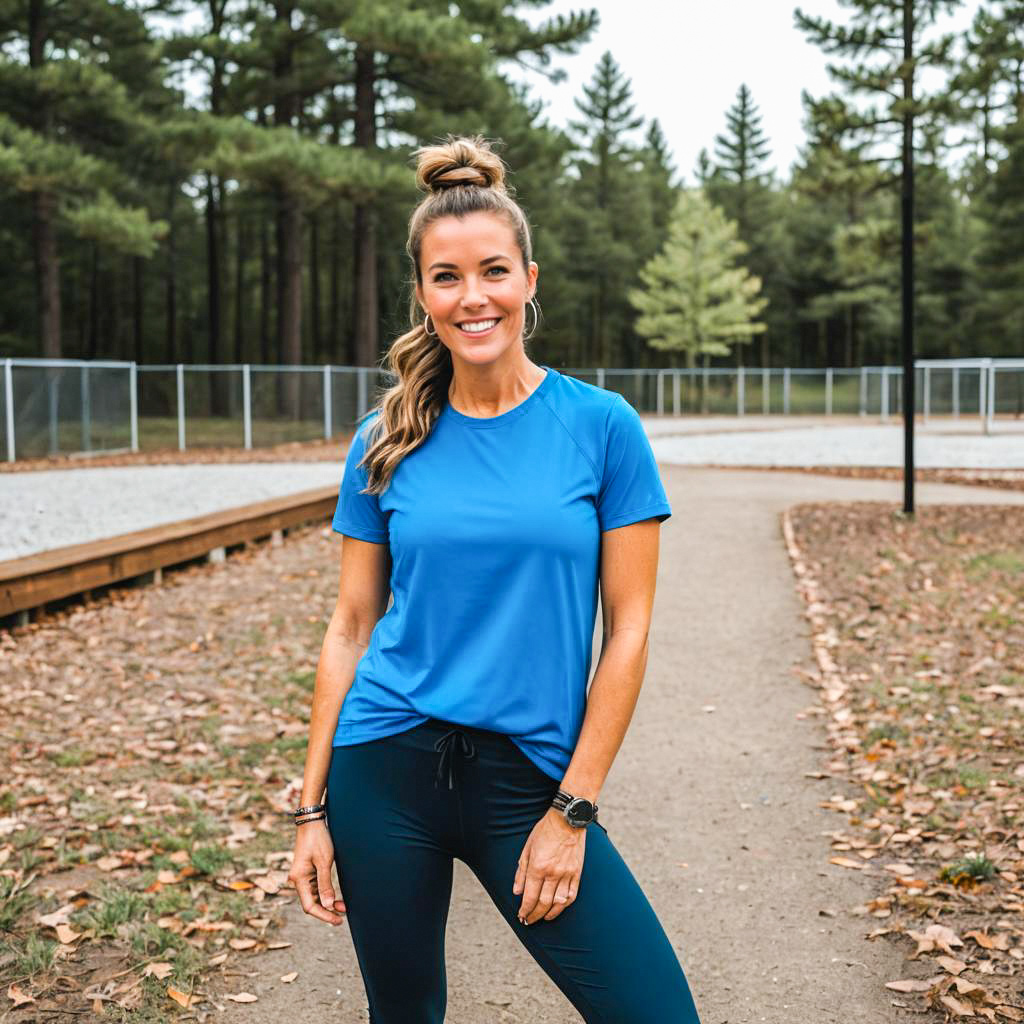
[288,134,703,1024]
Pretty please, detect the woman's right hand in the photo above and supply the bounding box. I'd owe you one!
[288,821,348,926]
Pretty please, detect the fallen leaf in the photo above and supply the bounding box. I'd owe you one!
[226,992,258,1002]
[281,972,298,983]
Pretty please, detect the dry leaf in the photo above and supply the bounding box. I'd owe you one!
[281,972,298,983]
[226,992,259,1002]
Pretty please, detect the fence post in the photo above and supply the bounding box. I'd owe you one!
[672,370,680,416]
[357,368,368,419]
[737,367,744,416]
[952,366,959,419]
[881,368,889,421]
[596,367,605,390]
[762,368,770,414]
[81,364,91,452]
[922,366,930,424]
[176,363,186,451]
[4,359,14,462]
[656,370,664,416]
[979,362,987,434]
[48,366,59,456]
[783,366,790,415]
[986,361,995,435]
[323,364,332,439]
[129,362,139,452]
[243,364,252,450]
[825,367,833,415]
[859,367,867,416]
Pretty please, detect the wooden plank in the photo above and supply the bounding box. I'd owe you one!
[0,486,339,617]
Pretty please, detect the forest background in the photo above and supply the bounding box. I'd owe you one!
[1,0,1022,374]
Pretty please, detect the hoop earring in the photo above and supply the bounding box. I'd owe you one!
[423,313,438,337]
[523,298,540,341]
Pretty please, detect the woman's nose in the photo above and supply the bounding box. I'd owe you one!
[460,277,487,308]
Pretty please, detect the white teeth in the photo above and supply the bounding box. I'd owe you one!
[460,319,498,333]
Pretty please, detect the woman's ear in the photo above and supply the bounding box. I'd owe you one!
[527,261,539,301]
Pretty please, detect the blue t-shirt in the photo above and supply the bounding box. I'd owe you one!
[330,366,672,781]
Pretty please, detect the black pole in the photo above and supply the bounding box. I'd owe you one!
[901,0,915,516]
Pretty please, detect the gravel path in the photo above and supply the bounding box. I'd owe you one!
[0,462,343,561]
[649,423,1024,468]
[217,470,1024,1024]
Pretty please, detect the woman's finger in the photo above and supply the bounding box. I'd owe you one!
[291,861,346,926]
[523,874,560,926]
[542,874,576,921]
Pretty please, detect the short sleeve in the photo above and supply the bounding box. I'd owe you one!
[596,395,672,532]
[332,414,389,543]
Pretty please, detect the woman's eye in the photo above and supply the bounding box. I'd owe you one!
[433,267,508,283]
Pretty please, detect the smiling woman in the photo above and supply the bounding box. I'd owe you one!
[287,134,704,1024]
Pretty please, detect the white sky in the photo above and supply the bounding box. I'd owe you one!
[515,0,985,184]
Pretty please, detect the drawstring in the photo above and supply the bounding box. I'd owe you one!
[433,728,476,791]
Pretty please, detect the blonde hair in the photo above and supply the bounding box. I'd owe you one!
[357,134,535,494]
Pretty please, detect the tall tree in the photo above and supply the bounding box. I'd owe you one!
[568,50,645,365]
[0,0,168,356]
[796,0,962,514]
[629,187,767,408]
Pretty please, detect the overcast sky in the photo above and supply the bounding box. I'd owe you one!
[514,0,984,184]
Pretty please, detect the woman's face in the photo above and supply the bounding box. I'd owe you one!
[415,210,538,369]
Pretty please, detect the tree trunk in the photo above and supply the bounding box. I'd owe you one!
[352,44,379,367]
[133,256,144,363]
[260,210,271,365]
[310,211,321,362]
[329,201,342,363]
[32,191,62,358]
[165,181,178,363]
[87,244,99,360]
[234,212,247,363]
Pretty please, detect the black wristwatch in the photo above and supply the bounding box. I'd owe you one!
[551,788,598,828]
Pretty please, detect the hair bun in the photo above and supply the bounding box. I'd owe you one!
[414,134,509,195]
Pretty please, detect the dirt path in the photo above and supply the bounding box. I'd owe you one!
[220,469,1024,1024]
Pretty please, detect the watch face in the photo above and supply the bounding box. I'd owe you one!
[566,798,594,826]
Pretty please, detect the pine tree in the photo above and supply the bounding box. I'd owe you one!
[629,187,767,401]
[706,83,778,366]
[567,50,647,366]
[0,0,169,356]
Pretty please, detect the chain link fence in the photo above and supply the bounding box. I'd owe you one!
[3,357,1022,462]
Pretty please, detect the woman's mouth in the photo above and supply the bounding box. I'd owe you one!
[456,317,502,338]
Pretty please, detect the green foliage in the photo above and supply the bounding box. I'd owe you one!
[629,189,767,367]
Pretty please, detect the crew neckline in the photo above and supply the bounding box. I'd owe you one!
[442,365,556,429]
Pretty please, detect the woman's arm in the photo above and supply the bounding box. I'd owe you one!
[298,534,392,808]
[558,517,663,806]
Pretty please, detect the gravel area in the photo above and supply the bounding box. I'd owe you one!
[1,462,343,562]
[3,417,1022,564]
[650,423,1024,468]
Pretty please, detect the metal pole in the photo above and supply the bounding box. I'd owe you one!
[923,366,930,424]
[656,370,664,416]
[737,368,744,416]
[596,367,605,390]
[243,364,252,450]
[881,369,889,421]
[825,367,833,415]
[81,364,91,452]
[672,371,680,417]
[859,367,867,417]
[129,362,139,452]
[176,363,186,451]
[762,368,769,414]
[979,362,987,435]
[783,367,790,415]
[986,361,995,435]
[952,366,959,419]
[4,359,14,462]
[323,364,332,439]
[357,368,368,419]
[48,366,59,456]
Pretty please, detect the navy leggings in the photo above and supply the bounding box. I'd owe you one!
[325,717,702,1023]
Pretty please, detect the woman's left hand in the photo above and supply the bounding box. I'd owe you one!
[513,808,586,925]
